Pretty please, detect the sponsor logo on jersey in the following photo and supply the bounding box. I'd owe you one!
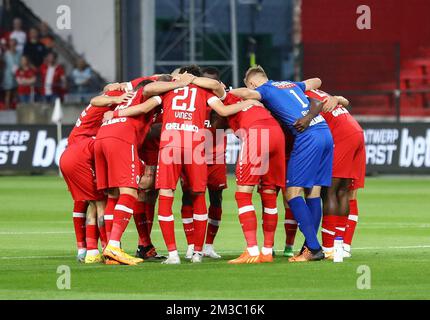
[165,122,199,132]
[331,107,350,117]
[101,117,127,126]
[271,81,296,89]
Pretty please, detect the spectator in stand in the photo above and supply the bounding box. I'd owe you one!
[39,51,66,103]
[15,55,37,103]
[9,18,26,54]
[39,22,55,51]
[71,58,92,97]
[23,28,47,67]
[2,38,21,109]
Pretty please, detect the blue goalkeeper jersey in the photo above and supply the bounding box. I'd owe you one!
[255,80,328,136]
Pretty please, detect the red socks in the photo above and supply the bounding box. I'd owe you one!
[335,216,348,239]
[98,224,107,249]
[284,207,297,247]
[72,201,88,250]
[109,194,136,245]
[321,215,337,251]
[261,193,278,249]
[86,224,99,251]
[192,194,208,252]
[104,197,117,241]
[134,201,152,247]
[235,192,257,248]
[344,199,359,246]
[158,195,176,252]
[181,204,194,246]
[206,206,222,245]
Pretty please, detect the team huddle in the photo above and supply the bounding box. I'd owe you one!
[59,64,365,265]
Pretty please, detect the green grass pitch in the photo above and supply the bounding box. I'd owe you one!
[0,175,429,300]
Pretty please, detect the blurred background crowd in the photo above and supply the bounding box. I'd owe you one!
[0,17,96,110]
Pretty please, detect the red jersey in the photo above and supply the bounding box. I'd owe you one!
[127,75,159,91]
[305,89,363,141]
[159,84,217,149]
[15,67,37,95]
[224,93,278,132]
[97,88,159,148]
[68,90,123,146]
[204,107,227,164]
[139,106,163,160]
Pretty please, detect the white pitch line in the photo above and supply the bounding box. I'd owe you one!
[1,223,429,236]
[1,245,430,260]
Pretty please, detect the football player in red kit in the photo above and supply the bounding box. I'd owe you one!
[221,92,285,264]
[94,79,170,265]
[59,85,133,263]
[180,67,229,260]
[286,89,365,259]
[120,76,171,261]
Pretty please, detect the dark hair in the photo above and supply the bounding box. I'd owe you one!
[47,51,58,60]
[135,79,154,90]
[179,64,202,77]
[202,66,220,80]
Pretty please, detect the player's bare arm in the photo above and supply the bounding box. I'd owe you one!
[102,96,161,122]
[191,77,226,98]
[302,78,322,91]
[90,91,134,107]
[229,88,262,100]
[143,73,196,96]
[322,96,340,113]
[209,98,263,117]
[293,98,324,133]
[335,96,350,107]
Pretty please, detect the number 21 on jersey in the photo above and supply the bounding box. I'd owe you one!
[172,87,197,112]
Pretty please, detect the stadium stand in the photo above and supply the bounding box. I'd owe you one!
[301,0,430,119]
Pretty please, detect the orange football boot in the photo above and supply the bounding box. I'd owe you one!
[259,252,274,263]
[288,247,324,262]
[228,250,261,264]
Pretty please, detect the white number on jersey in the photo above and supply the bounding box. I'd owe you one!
[290,90,308,108]
[171,87,197,112]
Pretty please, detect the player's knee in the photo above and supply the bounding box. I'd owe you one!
[209,190,223,207]
[119,187,138,199]
[286,187,302,201]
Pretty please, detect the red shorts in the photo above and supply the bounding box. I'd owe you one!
[60,138,105,201]
[182,163,227,191]
[94,137,143,190]
[236,125,285,189]
[156,146,207,192]
[207,164,227,191]
[332,132,366,189]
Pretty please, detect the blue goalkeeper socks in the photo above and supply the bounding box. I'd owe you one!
[288,196,321,251]
[306,197,322,233]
